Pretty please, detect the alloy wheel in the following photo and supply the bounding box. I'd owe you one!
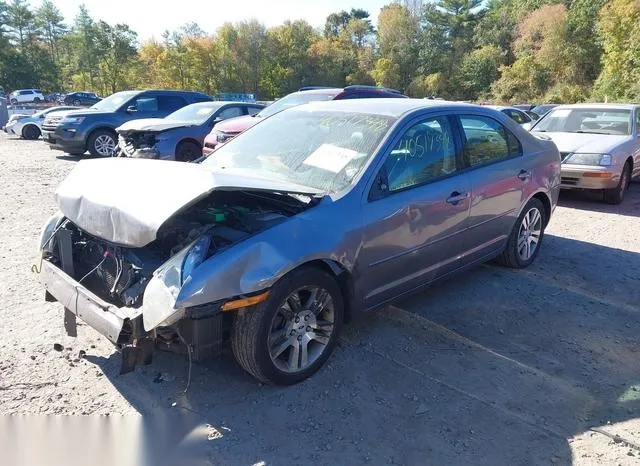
[268,286,335,373]
[517,207,542,261]
[94,134,116,156]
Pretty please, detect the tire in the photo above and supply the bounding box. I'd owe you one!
[10,98,17,105]
[231,267,344,385]
[175,141,201,162]
[496,198,547,269]
[21,125,40,140]
[87,129,117,157]
[33,97,41,103]
[604,161,631,205]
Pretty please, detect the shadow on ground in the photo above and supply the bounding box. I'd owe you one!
[86,235,640,466]
[558,180,640,218]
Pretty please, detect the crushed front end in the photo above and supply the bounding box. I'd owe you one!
[37,188,307,373]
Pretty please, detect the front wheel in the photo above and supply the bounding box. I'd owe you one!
[88,130,117,156]
[496,198,547,268]
[604,162,631,205]
[175,141,201,162]
[231,267,344,385]
[22,125,40,140]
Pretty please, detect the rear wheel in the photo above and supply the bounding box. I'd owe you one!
[33,97,41,103]
[21,124,40,140]
[496,198,546,268]
[10,98,17,105]
[231,267,343,385]
[604,161,631,205]
[88,129,117,156]
[175,141,201,162]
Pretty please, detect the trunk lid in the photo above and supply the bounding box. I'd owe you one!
[55,158,321,247]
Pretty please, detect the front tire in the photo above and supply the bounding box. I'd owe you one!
[496,198,547,268]
[88,129,117,156]
[604,162,631,205]
[175,141,201,162]
[231,267,344,385]
[21,125,40,140]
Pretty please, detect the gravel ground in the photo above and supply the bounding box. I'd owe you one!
[1,133,639,465]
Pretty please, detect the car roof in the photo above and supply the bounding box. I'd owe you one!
[485,105,515,111]
[552,103,640,110]
[302,98,496,118]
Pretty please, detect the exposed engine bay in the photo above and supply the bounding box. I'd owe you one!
[49,190,311,308]
[117,132,158,158]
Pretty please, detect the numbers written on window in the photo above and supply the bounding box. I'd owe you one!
[382,117,458,192]
[460,116,521,167]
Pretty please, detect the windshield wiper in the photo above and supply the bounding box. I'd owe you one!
[575,130,612,135]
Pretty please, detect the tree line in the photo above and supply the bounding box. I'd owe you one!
[0,0,637,103]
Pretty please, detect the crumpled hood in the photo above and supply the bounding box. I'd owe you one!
[117,118,194,134]
[539,132,631,154]
[55,158,321,247]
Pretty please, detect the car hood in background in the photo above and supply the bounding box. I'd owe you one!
[117,118,196,134]
[55,158,322,247]
[538,132,632,154]
[214,114,260,133]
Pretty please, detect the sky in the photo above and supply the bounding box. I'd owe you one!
[30,0,394,40]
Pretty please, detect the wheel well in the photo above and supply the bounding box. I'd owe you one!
[177,138,202,150]
[290,259,355,324]
[532,192,552,226]
[86,127,116,150]
[625,157,633,170]
[22,124,40,134]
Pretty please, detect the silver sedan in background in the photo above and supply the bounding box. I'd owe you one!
[531,104,640,204]
[38,100,560,385]
[4,106,79,140]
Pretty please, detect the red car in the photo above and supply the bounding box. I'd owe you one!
[202,85,406,156]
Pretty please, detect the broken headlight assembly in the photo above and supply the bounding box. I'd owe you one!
[38,211,65,253]
[181,235,211,285]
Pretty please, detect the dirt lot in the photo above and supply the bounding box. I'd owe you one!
[1,133,639,465]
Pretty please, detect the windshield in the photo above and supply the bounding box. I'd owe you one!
[257,91,337,118]
[90,91,139,112]
[166,102,224,124]
[202,108,395,192]
[532,108,632,135]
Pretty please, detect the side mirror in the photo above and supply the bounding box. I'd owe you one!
[126,105,137,113]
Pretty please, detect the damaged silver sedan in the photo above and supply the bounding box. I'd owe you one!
[37,99,560,384]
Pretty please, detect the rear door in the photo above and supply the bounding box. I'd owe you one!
[358,113,471,308]
[454,114,526,263]
[157,95,188,116]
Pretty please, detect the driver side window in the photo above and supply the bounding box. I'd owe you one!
[381,116,458,193]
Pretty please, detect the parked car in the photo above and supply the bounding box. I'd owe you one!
[9,89,45,105]
[3,106,79,139]
[46,92,63,103]
[116,101,265,161]
[531,104,558,117]
[59,91,101,107]
[41,89,212,156]
[38,99,559,384]
[202,85,407,156]
[530,103,640,204]
[526,111,540,121]
[486,105,534,129]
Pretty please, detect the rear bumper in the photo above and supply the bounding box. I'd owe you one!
[40,260,142,344]
[560,165,620,190]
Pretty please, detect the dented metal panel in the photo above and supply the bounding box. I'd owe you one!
[54,158,321,247]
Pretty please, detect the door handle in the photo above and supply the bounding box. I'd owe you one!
[446,191,470,205]
[517,169,531,181]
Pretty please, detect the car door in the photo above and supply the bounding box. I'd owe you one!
[358,114,471,309]
[455,114,526,263]
[18,90,32,103]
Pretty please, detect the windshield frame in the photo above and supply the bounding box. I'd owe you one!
[89,91,140,112]
[532,107,633,135]
[202,107,397,194]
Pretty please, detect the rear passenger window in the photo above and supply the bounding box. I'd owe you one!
[459,116,522,167]
[382,116,458,192]
[158,95,186,112]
